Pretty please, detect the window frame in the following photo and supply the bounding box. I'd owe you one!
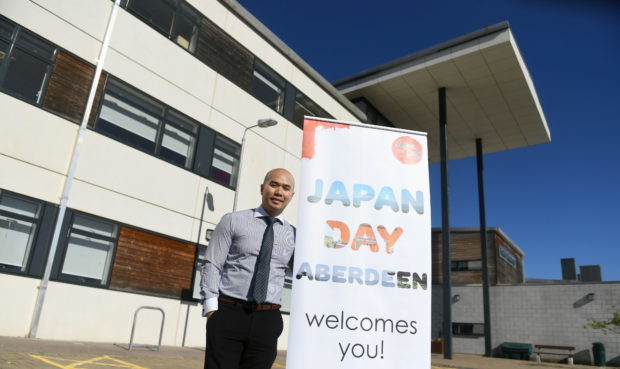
[170,2,201,53]
[292,88,333,128]
[0,190,43,274]
[251,58,287,114]
[191,243,207,300]
[55,211,120,288]
[452,322,485,337]
[124,0,202,54]
[209,133,241,189]
[95,76,200,171]
[0,17,56,106]
[451,259,483,272]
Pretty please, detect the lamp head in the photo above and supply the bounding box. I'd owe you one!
[257,118,278,128]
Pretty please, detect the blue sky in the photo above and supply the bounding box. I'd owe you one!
[238,0,620,281]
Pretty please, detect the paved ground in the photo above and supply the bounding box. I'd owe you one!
[0,336,615,369]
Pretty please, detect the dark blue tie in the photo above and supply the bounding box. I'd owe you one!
[253,216,275,303]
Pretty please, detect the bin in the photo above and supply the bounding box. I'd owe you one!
[500,342,533,360]
[593,342,606,366]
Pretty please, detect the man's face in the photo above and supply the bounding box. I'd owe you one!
[260,169,295,217]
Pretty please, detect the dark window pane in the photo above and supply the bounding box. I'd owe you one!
[16,31,56,61]
[192,244,207,299]
[251,62,285,113]
[97,80,163,153]
[128,0,175,35]
[293,93,314,127]
[160,110,198,168]
[293,91,329,127]
[210,135,240,187]
[173,4,200,52]
[0,18,14,41]
[353,99,368,113]
[2,47,50,103]
[0,40,8,65]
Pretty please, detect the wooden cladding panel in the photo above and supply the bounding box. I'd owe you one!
[196,18,254,91]
[110,227,195,298]
[432,231,498,285]
[451,233,482,261]
[43,52,91,122]
[42,51,107,127]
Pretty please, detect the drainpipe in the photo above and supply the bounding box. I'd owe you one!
[28,0,122,338]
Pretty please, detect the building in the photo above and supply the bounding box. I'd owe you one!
[430,230,619,365]
[0,0,364,349]
[432,227,525,285]
[4,0,615,364]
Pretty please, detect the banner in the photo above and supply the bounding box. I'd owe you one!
[287,118,432,369]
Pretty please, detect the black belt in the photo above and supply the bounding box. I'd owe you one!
[218,295,281,311]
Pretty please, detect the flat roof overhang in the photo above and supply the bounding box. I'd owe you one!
[335,22,551,162]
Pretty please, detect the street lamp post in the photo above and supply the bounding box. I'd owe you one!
[232,118,278,212]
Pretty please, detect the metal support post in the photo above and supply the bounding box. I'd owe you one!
[439,87,452,359]
[476,138,492,356]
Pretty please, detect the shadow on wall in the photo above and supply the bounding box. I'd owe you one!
[574,349,591,365]
[608,355,620,367]
[573,293,595,308]
[491,345,503,358]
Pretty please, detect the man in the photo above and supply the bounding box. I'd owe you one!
[200,168,296,369]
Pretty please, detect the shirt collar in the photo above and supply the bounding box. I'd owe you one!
[254,206,284,223]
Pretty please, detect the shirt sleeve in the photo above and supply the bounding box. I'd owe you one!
[200,212,234,316]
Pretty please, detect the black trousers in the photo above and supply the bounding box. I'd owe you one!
[204,301,283,369]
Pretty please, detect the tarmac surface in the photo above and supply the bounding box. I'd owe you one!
[0,336,615,369]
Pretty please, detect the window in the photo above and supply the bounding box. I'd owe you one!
[58,214,118,286]
[281,269,293,314]
[0,17,56,105]
[210,134,241,188]
[452,323,484,337]
[451,260,482,271]
[293,90,332,128]
[0,191,42,272]
[161,110,198,167]
[98,78,163,152]
[192,244,207,299]
[499,244,517,269]
[353,97,394,127]
[127,0,175,36]
[251,60,286,113]
[126,0,201,53]
[172,3,200,53]
[97,77,198,169]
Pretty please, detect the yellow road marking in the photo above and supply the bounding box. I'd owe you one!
[103,356,149,369]
[30,355,70,369]
[66,355,109,369]
[29,354,149,369]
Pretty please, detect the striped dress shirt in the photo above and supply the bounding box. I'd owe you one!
[200,206,295,315]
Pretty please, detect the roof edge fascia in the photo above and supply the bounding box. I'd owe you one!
[334,21,511,91]
[217,0,367,123]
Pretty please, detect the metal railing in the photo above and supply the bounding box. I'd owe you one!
[129,306,165,351]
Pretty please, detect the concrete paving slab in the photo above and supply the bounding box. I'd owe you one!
[0,336,616,369]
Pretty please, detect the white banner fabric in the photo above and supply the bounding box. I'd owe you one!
[286,118,432,369]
